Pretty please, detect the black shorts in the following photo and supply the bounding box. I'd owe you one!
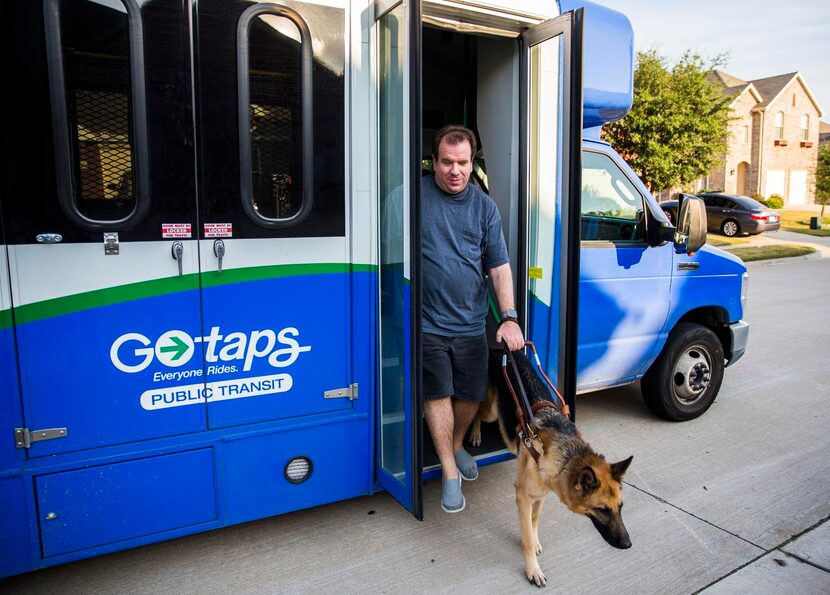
[422,332,488,402]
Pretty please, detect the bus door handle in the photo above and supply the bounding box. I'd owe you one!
[171,241,184,276]
[213,240,225,273]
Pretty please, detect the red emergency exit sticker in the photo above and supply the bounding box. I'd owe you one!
[204,223,233,238]
[162,223,192,239]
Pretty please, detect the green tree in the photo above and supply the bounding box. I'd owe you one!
[816,144,830,217]
[604,50,731,193]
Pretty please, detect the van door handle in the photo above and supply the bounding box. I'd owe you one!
[213,239,225,273]
[171,241,184,276]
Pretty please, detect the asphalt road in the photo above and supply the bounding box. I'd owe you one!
[2,256,829,594]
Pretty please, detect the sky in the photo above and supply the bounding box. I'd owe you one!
[594,0,830,121]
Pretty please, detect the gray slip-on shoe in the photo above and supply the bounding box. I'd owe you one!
[441,476,465,513]
[454,447,479,481]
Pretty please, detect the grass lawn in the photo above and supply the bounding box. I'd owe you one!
[728,244,816,262]
[707,235,749,247]
[779,210,830,237]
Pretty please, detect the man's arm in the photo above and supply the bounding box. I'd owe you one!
[489,262,525,351]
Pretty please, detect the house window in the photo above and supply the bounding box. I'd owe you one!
[774,111,784,140]
[801,113,810,141]
[742,125,749,144]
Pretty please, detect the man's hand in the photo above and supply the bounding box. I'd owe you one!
[496,320,524,351]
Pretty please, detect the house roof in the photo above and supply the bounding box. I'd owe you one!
[748,72,824,116]
[820,121,830,134]
[749,72,799,108]
[711,70,747,88]
[709,70,761,105]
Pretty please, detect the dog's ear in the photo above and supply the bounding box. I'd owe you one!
[577,466,599,494]
[610,456,633,481]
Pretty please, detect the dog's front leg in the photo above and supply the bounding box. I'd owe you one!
[517,489,546,587]
[531,498,545,554]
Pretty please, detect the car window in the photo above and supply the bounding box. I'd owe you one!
[581,151,646,242]
[724,200,739,210]
[703,196,723,208]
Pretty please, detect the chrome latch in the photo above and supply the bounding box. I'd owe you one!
[213,239,225,273]
[324,383,358,400]
[171,241,184,276]
[14,427,68,449]
[36,233,63,244]
[103,232,119,255]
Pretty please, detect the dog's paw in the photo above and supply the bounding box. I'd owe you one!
[535,539,543,555]
[469,430,482,447]
[525,563,546,587]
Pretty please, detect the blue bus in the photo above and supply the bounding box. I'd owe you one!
[0,0,746,577]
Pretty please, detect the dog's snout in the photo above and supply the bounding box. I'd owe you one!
[614,533,632,549]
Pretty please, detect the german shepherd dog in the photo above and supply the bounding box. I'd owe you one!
[471,350,633,587]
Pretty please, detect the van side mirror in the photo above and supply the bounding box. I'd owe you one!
[674,194,707,254]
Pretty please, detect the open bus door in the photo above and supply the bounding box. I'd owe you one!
[521,9,584,421]
[375,4,583,519]
[375,0,424,519]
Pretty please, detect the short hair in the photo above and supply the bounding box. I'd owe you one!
[432,125,477,159]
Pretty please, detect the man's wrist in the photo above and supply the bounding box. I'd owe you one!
[500,309,518,325]
[501,308,519,324]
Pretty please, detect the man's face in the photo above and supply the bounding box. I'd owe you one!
[433,138,473,194]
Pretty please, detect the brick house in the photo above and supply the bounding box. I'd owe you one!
[704,70,824,205]
[820,121,830,146]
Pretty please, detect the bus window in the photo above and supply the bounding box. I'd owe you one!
[45,0,149,229]
[238,5,314,228]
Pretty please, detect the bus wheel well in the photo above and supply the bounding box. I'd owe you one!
[676,307,731,353]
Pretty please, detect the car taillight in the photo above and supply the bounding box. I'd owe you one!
[750,212,768,221]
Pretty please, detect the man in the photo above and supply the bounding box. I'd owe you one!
[422,124,524,513]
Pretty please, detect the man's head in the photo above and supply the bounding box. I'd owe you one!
[432,125,477,195]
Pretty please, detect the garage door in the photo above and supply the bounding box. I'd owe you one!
[788,170,808,205]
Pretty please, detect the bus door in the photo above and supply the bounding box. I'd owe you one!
[522,9,583,418]
[375,0,424,518]
[194,0,353,429]
[0,0,204,457]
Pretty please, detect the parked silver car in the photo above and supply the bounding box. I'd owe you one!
[661,193,781,237]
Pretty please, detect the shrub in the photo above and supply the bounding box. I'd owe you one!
[751,193,766,203]
[767,194,784,209]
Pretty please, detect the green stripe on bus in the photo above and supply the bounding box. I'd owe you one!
[9,262,377,326]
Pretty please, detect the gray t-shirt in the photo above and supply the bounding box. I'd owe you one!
[422,175,509,336]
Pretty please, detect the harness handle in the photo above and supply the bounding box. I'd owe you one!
[500,342,541,463]
[524,341,571,420]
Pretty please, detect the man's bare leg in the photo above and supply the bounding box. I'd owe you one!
[452,399,480,451]
[424,397,458,480]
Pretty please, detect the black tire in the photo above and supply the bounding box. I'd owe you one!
[663,209,674,224]
[721,219,740,237]
[641,323,724,421]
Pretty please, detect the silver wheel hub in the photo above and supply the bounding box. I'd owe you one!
[672,346,712,404]
[724,222,737,235]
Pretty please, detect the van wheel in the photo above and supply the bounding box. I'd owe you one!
[721,219,740,237]
[641,323,724,421]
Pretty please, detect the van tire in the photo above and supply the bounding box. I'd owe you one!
[641,323,724,421]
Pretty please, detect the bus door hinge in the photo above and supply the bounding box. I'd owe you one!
[14,427,68,449]
[324,383,358,401]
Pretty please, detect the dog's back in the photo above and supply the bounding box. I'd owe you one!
[487,349,576,447]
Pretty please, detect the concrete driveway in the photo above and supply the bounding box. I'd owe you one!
[2,259,829,594]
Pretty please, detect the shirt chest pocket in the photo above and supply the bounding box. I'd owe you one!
[461,227,485,260]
